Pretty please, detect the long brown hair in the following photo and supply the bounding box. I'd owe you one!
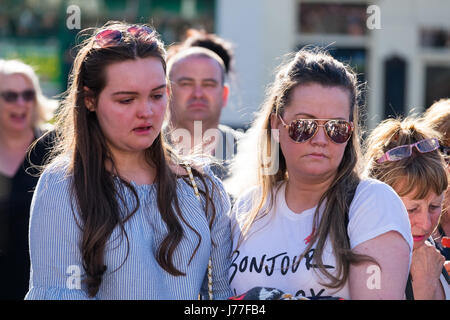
[50,22,217,297]
[227,48,375,289]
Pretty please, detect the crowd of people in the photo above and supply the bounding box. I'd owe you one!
[0,21,448,300]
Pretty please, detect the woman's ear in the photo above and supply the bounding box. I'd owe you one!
[83,86,95,112]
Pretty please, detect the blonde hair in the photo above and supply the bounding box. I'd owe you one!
[421,98,450,146]
[0,59,57,128]
[364,116,448,199]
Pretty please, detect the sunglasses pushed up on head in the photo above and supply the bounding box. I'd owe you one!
[93,25,154,48]
[278,115,354,144]
[376,138,440,164]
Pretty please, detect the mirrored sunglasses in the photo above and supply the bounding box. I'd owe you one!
[0,90,35,103]
[278,115,354,144]
[93,25,154,48]
[377,138,440,164]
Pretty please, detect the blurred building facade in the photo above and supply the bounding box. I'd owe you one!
[217,0,450,130]
[0,0,216,97]
[1,0,449,130]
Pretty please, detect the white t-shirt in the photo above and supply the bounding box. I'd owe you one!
[229,179,413,299]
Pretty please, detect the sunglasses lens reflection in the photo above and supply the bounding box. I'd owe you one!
[127,25,153,37]
[416,138,439,153]
[289,119,352,144]
[289,120,317,142]
[94,29,122,47]
[325,120,352,144]
[387,145,411,161]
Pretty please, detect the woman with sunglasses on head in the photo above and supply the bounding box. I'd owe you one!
[0,59,56,299]
[421,99,450,262]
[225,48,412,300]
[364,116,449,299]
[25,22,232,300]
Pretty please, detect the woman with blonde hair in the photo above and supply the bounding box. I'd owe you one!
[364,116,449,299]
[0,59,56,299]
[226,48,412,300]
[421,98,450,261]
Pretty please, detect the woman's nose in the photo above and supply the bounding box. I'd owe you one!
[14,95,28,107]
[414,208,433,233]
[310,125,328,145]
[137,101,154,118]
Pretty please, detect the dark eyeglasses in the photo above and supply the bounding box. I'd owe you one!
[93,25,154,48]
[377,138,440,164]
[278,115,354,144]
[0,90,35,103]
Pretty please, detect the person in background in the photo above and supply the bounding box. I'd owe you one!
[25,22,232,300]
[168,28,234,76]
[0,59,56,299]
[364,116,449,299]
[165,31,242,180]
[421,98,450,261]
[226,48,412,300]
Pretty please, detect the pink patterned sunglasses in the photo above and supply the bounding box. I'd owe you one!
[93,25,154,48]
[377,138,440,164]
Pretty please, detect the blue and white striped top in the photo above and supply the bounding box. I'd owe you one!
[25,159,233,300]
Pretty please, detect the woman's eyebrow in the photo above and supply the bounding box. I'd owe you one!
[111,84,166,96]
[294,112,346,120]
[112,91,138,96]
[151,84,167,91]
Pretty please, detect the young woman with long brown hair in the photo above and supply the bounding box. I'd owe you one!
[25,22,232,300]
[225,48,413,299]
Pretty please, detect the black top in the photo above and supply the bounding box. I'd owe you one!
[209,124,243,180]
[0,129,54,299]
[162,124,243,181]
[436,225,450,261]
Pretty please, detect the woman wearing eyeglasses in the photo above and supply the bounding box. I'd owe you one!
[364,117,449,299]
[25,22,232,300]
[421,99,450,262]
[225,48,412,300]
[0,59,56,299]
